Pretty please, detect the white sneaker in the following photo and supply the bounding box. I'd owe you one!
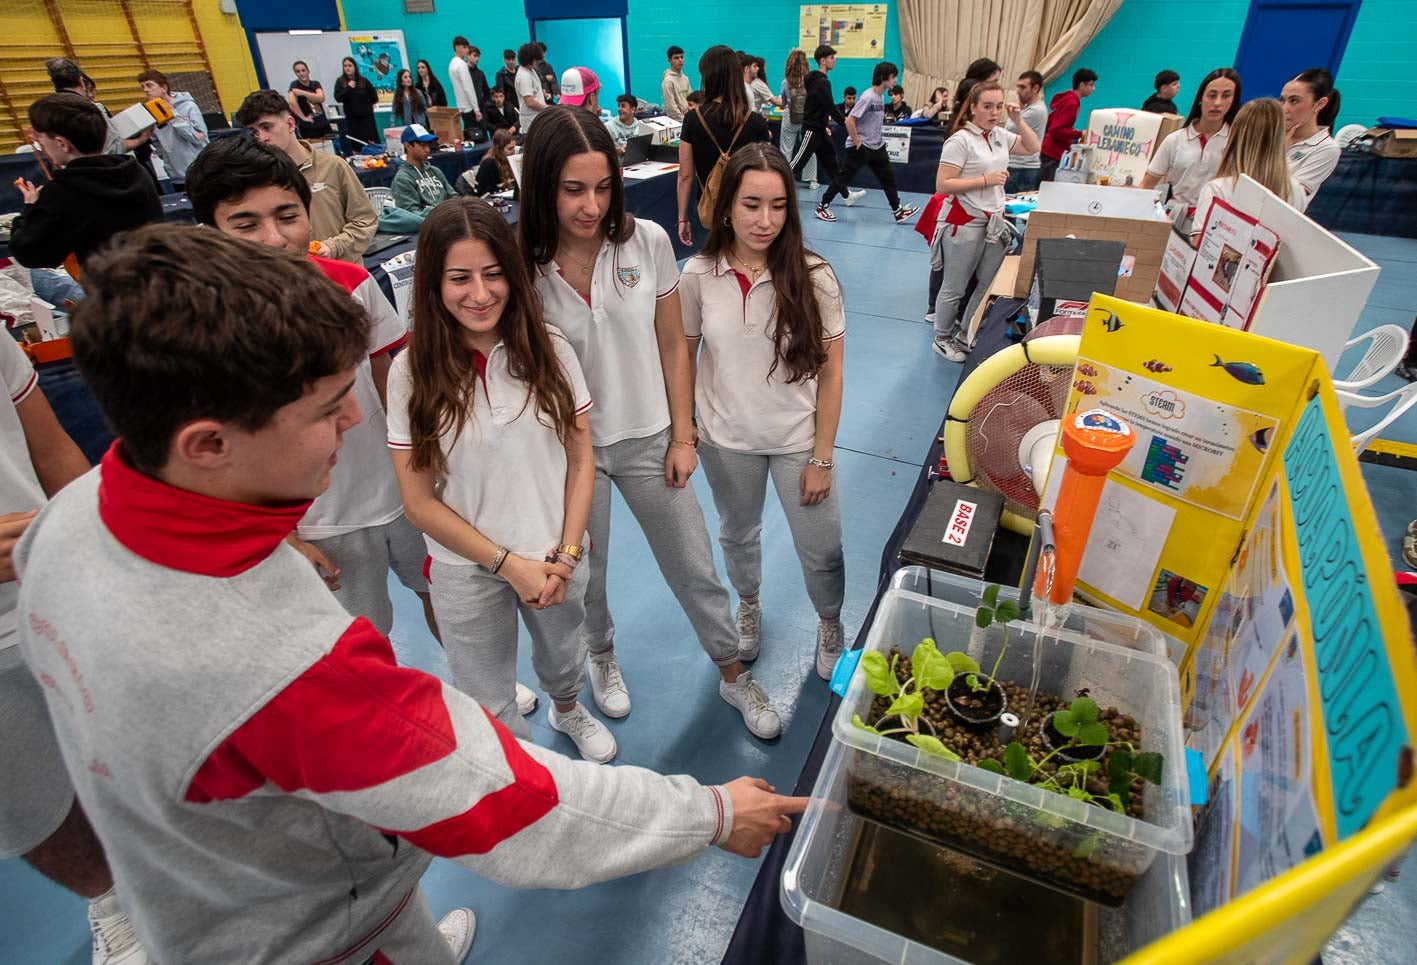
[924,311,937,325]
[88,889,148,965]
[735,600,762,661]
[816,619,845,680]
[933,339,967,363]
[808,180,819,191]
[843,189,867,206]
[587,650,631,718]
[720,671,782,739]
[515,682,538,716]
[548,703,618,763]
[437,907,476,963]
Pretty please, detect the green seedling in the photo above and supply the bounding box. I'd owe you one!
[966,583,1024,692]
[851,638,973,762]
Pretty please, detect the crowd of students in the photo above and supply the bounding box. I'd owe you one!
[2,36,1359,964]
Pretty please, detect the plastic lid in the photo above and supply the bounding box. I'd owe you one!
[1062,408,1135,473]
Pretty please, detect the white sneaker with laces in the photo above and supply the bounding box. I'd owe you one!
[720,671,782,739]
[88,889,148,965]
[587,650,631,718]
[548,703,618,763]
[816,619,845,680]
[437,907,476,963]
[933,339,967,363]
[924,311,937,324]
[843,189,867,206]
[515,682,537,716]
[735,600,762,661]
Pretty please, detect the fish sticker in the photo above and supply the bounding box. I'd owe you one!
[1096,310,1124,333]
[1249,426,1272,452]
[1073,379,1099,396]
[1077,362,1099,377]
[1143,359,1173,374]
[1210,354,1265,385]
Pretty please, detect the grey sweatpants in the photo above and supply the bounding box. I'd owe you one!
[0,652,74,857]
[698,443,845,620]
[931,219,1007,346]
[309,514,428,637]
[428,559,589,739]
[583,428,738,666]
[362,886,456,964]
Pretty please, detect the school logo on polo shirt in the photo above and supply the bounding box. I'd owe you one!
[617,265,641,288]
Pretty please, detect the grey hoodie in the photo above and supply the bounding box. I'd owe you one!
[150,91,207,181]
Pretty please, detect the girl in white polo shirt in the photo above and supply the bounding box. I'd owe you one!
[1192,99,1307,242]
[1282,68,1342,202]
[681,144,848,680]
[386,197,617,764]
[1142,68,1241,231]
[519,106,782,740]
[930,81,1040,361]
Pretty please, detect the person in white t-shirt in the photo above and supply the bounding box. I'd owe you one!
[679,144,847,680]
[514,42,549,132]
[1141,68,1241,229]
[519,106,783,740]
[1191,99,1307,243]
[1281,67,1343,202]
[185,137,441,646]
[930,82,1039,361]
[387,198,616,764]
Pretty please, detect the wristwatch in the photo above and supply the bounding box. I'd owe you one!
[557,544,585,561]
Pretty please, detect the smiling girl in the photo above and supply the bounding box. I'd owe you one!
[680,144,847,679]
[387,197,616,763]
[520,106,782,739]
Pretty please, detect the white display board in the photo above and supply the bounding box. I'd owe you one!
[254,30,408,110]
[1084,108,1179,186]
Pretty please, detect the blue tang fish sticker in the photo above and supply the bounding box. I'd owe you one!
[1211,354,1265,385]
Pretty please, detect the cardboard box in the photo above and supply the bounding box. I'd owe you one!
[425,106,462,144]
[1362,127,1417,158]
[1013,182,1171,304]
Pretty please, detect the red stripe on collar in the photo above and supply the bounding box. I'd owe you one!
[97,443,311,577]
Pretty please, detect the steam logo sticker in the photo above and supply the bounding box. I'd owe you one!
[1142,389,1187,420]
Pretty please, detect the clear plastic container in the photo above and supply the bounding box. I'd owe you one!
[782,739,1192,964]
[831,584,1191,905]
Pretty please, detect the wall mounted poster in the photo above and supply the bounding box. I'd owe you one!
[351,35,404,95]
[799,4,888,58]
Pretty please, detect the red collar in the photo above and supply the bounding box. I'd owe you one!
[97,443,311,578]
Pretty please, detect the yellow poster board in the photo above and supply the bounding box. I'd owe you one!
[798,4,889,59]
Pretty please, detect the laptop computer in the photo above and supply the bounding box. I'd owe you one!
[620,133,652,167]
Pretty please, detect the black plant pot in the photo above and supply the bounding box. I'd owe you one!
[943,676,1007,730]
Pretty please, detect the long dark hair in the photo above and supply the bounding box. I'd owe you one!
[951,81,1002,134]
[341,57,362,81]
[701,143,832,384]
[1291,67,1341,132]
[699,44,752,129]
[407,198,578,474]
[489,128,515,186]
[1184,68,1242,127]
[518,106,635,266]
[393,69,425,121]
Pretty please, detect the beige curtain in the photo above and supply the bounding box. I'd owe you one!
[898,0,1122,109]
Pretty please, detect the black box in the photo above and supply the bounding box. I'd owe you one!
[1032,237,1126,321]
[898,480,1004,580]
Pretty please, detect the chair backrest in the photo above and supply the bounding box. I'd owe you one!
[1335,381,1417,452]
[1334,324,1410,391]
[365,186,395,213]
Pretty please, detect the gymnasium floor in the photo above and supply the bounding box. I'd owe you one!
[1,191,1413,963]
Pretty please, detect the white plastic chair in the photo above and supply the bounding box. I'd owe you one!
[1333,324,1410,391]
[365,186,395,213]
[1336,382,1417,452]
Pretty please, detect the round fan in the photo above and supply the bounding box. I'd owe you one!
[941,316,1083,534]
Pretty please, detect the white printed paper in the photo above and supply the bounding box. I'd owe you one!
[882,125,912,164]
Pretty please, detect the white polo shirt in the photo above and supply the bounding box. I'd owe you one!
[681,253,845,454]
[0,335,46,650]
[299,256,409,540]
[534,218,680,447]
[1194,173,1308,227]
[1286,128,1340,200]
[386,328,592,564]
[938,122,1018,216]
[1147,123,1230,208]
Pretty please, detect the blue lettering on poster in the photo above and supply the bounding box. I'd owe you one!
[1284,394,1407,839]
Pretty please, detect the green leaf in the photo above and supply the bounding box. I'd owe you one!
[1067,785,1091,800]
[945,651,980,673]
[1052,711,1081,737]
[1105,793,1126,812]
[1003,741,1034,781]
[1034,812,1069,829]
[983,583,1001,608]
[1069,696,1100,724]
[976,758,1006,775]
[975,607,993,629]
[851,714,881,735]
[1108,748,1133,797]
[906,734,961,761]
[1077,722,1110,746]
[1132,752,1165,785]
[886,691,924,721]
[912,640,955,691]
[1073,835,1100,858]
[860,651,896,696]
[966,673,985,692]
[995,599,1022,624]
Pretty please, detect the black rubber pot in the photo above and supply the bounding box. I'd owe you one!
[1041,713,1106,763]
[943,676,1007,731]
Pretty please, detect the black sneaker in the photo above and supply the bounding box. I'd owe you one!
[815,203,836,222]
[893,203,920,223]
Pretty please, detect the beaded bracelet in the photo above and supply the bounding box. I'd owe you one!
[807,457,836,469]
[670,437,699,449]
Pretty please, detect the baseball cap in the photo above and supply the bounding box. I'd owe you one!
[559,67,601,106]
[400,123,438,144]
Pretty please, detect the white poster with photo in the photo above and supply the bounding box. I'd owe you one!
[1181,198,1281,329]
[883,125,911,163]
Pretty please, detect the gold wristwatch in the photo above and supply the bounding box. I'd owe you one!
[557,544,585,561]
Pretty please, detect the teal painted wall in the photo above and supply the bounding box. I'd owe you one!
[338,0,529,89]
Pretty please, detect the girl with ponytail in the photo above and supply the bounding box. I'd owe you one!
[1282,68,1342,201]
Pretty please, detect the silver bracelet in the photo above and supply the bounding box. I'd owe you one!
[807,457,835,469]
[486,546,510,574]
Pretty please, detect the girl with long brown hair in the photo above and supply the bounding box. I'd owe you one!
[681,143,847,680]
[778,48,816,187]
[520,105,783,740]
[1192,99,1306,241]
[391,68,428,127]
[387,197,615,763]
[459,127,516,196]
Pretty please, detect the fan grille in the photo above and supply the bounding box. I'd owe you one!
[966,362,1075,520]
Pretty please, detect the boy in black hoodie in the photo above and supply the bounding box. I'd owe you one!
[12,93,163,277]
[787,44,845,221]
